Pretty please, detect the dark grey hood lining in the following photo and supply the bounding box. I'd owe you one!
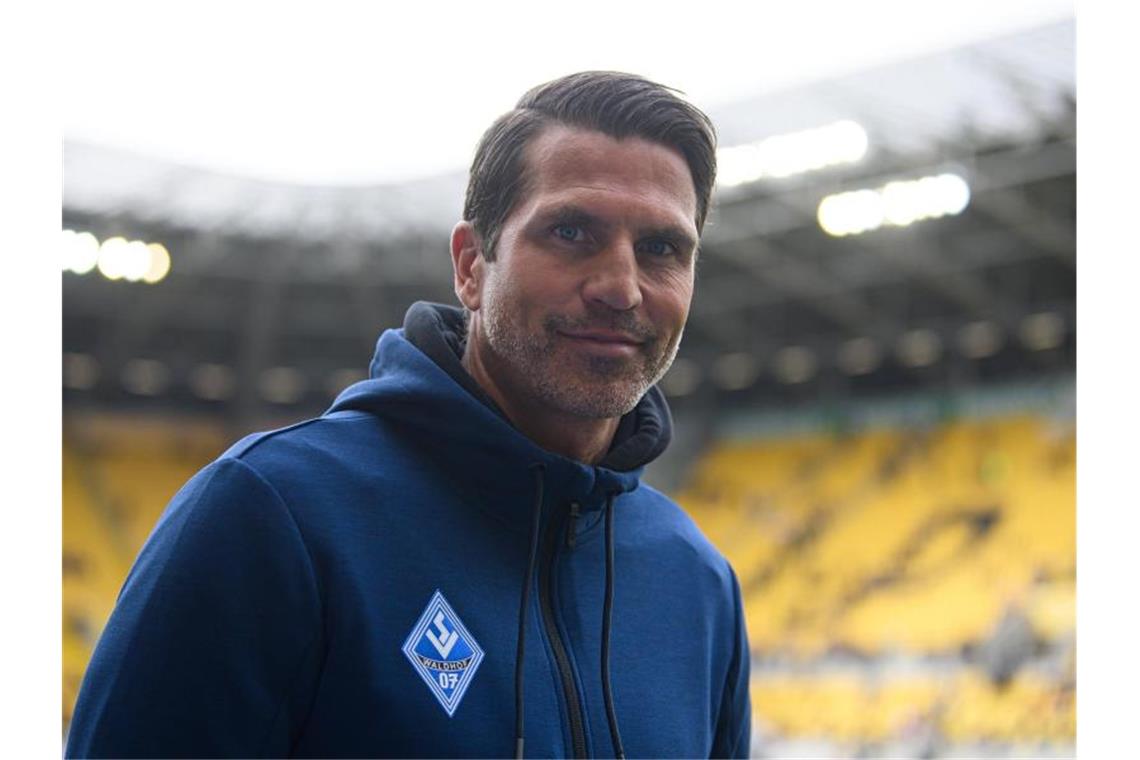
[401,302,672,473]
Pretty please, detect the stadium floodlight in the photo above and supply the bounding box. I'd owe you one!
[837,336,881,376]
[1019,312,1065,351]
[259,366,307,404]
[717,120,868,187]
[96,236,130,280]
[957,320,1004,359]
[818,189,884,237]
[711,352,760,391]
[189,363,236,401]
[120,241,153,282]
[773,346,817,384]
[62,229,100,275]
[63,352,100,390]
[144,243,172,284]
[896,329,943,368]
[818,172,970,237]
[660,357,702,397]
[121,358,170,396]
[68,229,173,283]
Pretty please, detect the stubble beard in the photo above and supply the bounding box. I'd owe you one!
[482,299,682,420]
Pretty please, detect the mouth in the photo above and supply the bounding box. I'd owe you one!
[558,330,645,346]
[556,330,646,357]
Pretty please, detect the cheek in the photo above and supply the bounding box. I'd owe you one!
[518,265,581,313]
[485,269,547,324]
[645,272,694,326]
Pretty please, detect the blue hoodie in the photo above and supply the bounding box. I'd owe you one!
[66,303,751,758]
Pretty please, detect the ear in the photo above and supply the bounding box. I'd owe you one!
[450,221,485,311]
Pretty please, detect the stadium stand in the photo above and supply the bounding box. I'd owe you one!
[750,670,1074,746]
[676,410,1074,750]
[62,415,227,728]
[63,407,1075,750]
[678,413,1075,659]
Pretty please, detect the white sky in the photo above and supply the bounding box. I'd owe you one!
[62,0,1073,185]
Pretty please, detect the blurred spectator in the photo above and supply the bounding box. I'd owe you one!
[978,601,1036,686]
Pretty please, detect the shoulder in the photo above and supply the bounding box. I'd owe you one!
[622,482,738,589]
[222,410,381,467]
[191,409,441,538]
[214,409,420,489]
[141,413,393,590]
[145,411,386,531]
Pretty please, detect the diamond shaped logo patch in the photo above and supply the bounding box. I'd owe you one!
[402,590,485,717]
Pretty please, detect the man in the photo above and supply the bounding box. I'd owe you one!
[66,71,751,759]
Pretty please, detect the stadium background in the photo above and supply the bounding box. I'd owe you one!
[61,14,1075,759]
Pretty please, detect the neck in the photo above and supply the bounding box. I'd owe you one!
[461,334,619,466]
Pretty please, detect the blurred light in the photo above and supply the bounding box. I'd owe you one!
[660,358,702,397]
[711,352,760,391]
[837,337,881,376]
[68,229,173,284]
[717,120,868,187]
[938,174,971,214]
[897,329,943,368]
[63,352,100,390]
[189,363,236,401]
[818,189,883,237]
[96,236,130,280]
[62,229,100,275]
[818,173,970,237]
[260,366,307,404]
[1019,312,1065,351]
[774,346,817,384]
[121,240,152,282]
[326,368,368,398]
[958,320,1004,359]
[881,180,926,226]
[121,358,170,396]
[143,243,172,283]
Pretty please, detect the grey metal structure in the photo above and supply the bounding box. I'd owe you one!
[62,20,1075,433]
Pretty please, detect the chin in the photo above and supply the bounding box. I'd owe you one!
[536,377,649,420]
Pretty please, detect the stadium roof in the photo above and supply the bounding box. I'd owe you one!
[63,0,1072,186]
[64,19,1073,241]
[63,19,1075,427]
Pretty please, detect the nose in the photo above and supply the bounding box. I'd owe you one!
[581,242,643,312]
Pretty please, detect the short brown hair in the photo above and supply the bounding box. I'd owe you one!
[462,71,717,260]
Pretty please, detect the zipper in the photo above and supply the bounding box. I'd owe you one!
[539,502,588,758]
[566,501,581,549]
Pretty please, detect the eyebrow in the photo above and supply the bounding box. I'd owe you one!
[537,204,600,230]
[642,225,700,255]
[536,204,699,252]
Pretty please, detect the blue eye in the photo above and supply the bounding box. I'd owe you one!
[553,224,583,242]
[640,238,677,257]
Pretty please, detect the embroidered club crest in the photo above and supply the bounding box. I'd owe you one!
[402,590,485,716]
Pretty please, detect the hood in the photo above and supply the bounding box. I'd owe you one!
[326,302,674,514]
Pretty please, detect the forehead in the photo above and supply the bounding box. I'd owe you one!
[515,125,699,231]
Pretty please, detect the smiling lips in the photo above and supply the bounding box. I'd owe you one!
[557,330,647,357]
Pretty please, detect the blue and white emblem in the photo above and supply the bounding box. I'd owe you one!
[402,590,485,717]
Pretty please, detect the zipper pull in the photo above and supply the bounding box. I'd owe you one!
[566,501,581,549]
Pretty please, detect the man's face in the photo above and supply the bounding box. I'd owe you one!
[468,125,699,420]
